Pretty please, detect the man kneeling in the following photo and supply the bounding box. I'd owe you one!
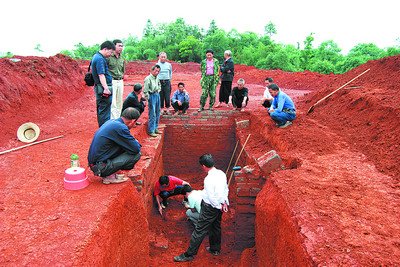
[88,107,142,184]
[183,184,203,227]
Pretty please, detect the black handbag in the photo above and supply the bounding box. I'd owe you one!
[84,62,95,86]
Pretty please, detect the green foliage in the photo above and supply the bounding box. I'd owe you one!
[53,19,400,74]
[178,36,202,62]
[264,22,277,37]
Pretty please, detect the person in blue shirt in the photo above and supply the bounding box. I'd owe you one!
[91,41,115,127]
[171,82,190,114]
[268,83,296,128]
[88,107,142,184]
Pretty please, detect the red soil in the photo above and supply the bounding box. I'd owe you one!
[0,54,399,265]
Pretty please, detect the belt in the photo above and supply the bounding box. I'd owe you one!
[113,77,123,80]
[160,79,170,82]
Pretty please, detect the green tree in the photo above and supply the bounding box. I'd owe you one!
[264,21,277,38]
[34,44,44,53]
[143,19,156,38]
[178,36,202,62]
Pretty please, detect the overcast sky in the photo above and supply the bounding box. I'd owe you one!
[1,0,399,56]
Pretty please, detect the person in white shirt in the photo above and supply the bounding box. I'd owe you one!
[182,185,203,226]
[174,154,229,262]
[261,77,274,108]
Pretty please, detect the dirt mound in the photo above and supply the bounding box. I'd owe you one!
[0,54,86,147]
[299,55,400,178]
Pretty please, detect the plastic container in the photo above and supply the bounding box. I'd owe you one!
[70,154,80,167]
[64,167,89,190]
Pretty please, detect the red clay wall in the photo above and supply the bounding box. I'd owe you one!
[255,181,312,266]
[74,185,150,266]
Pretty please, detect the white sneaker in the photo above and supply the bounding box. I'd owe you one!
[102,173,129,184]
[160,203,166,209]
[278,121,293,128]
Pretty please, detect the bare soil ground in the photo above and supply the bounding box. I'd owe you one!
[0,54,399,265]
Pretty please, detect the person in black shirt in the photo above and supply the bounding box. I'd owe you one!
[229,78,248,111]
[121,83,146,125]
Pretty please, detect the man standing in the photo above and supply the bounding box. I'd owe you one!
[88,108,142,184]
[143,64,161,137]
[261,77,274,108]
[229,78,248,111]
[107,39,126,119]
[91,41,115,127]
[121,83,146,124]
[268,83,296,128]
[174,154,229,262]
[157,52,173,114]
[216,50,234,108]
[199,49,219,112]
[171,82,190,114]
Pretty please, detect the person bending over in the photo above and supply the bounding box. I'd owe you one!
[154,175,190,215]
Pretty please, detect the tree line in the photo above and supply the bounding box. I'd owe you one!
[52,18,400,74]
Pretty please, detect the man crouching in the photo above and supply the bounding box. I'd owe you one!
[88,107,141,184]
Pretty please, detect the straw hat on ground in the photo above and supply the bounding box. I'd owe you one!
[17,122,40,143]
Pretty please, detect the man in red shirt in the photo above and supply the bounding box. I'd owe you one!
[154,175,190,215]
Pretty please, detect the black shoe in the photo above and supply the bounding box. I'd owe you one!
[206,247,220,256]
[174,253,193,262]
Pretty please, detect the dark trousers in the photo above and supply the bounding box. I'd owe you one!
[232,95,249,108]
[95,85,112,127]
[160,80,171,108]
[90,152,141,177]
[171,101,189,112]
[219,81,232,104]
[185,201,222,256]
[262,99,272,108]
[159,185,187,205]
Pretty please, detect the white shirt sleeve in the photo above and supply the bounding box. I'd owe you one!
[263,88,272,99]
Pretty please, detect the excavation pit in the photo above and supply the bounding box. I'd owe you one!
[126,109,295,265]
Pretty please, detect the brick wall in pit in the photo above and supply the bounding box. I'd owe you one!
[162,110,237,176]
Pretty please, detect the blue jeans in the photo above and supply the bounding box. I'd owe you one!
[148,93,161,134]
[94,85,112,127]
[269,110,296,126]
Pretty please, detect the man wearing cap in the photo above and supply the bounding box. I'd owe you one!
[88,107,141,184]
[107,39,126,120]
[91,40,115,127]
[121,83,146,125]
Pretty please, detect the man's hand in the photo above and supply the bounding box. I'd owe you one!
[158,205,163,216]
[222,203,228,212]
[177,100,182,106]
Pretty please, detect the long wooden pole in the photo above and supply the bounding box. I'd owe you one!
[228,134,251,187]
[307,68,370,114]
[226,140,239,173]
[0,135,64,155]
